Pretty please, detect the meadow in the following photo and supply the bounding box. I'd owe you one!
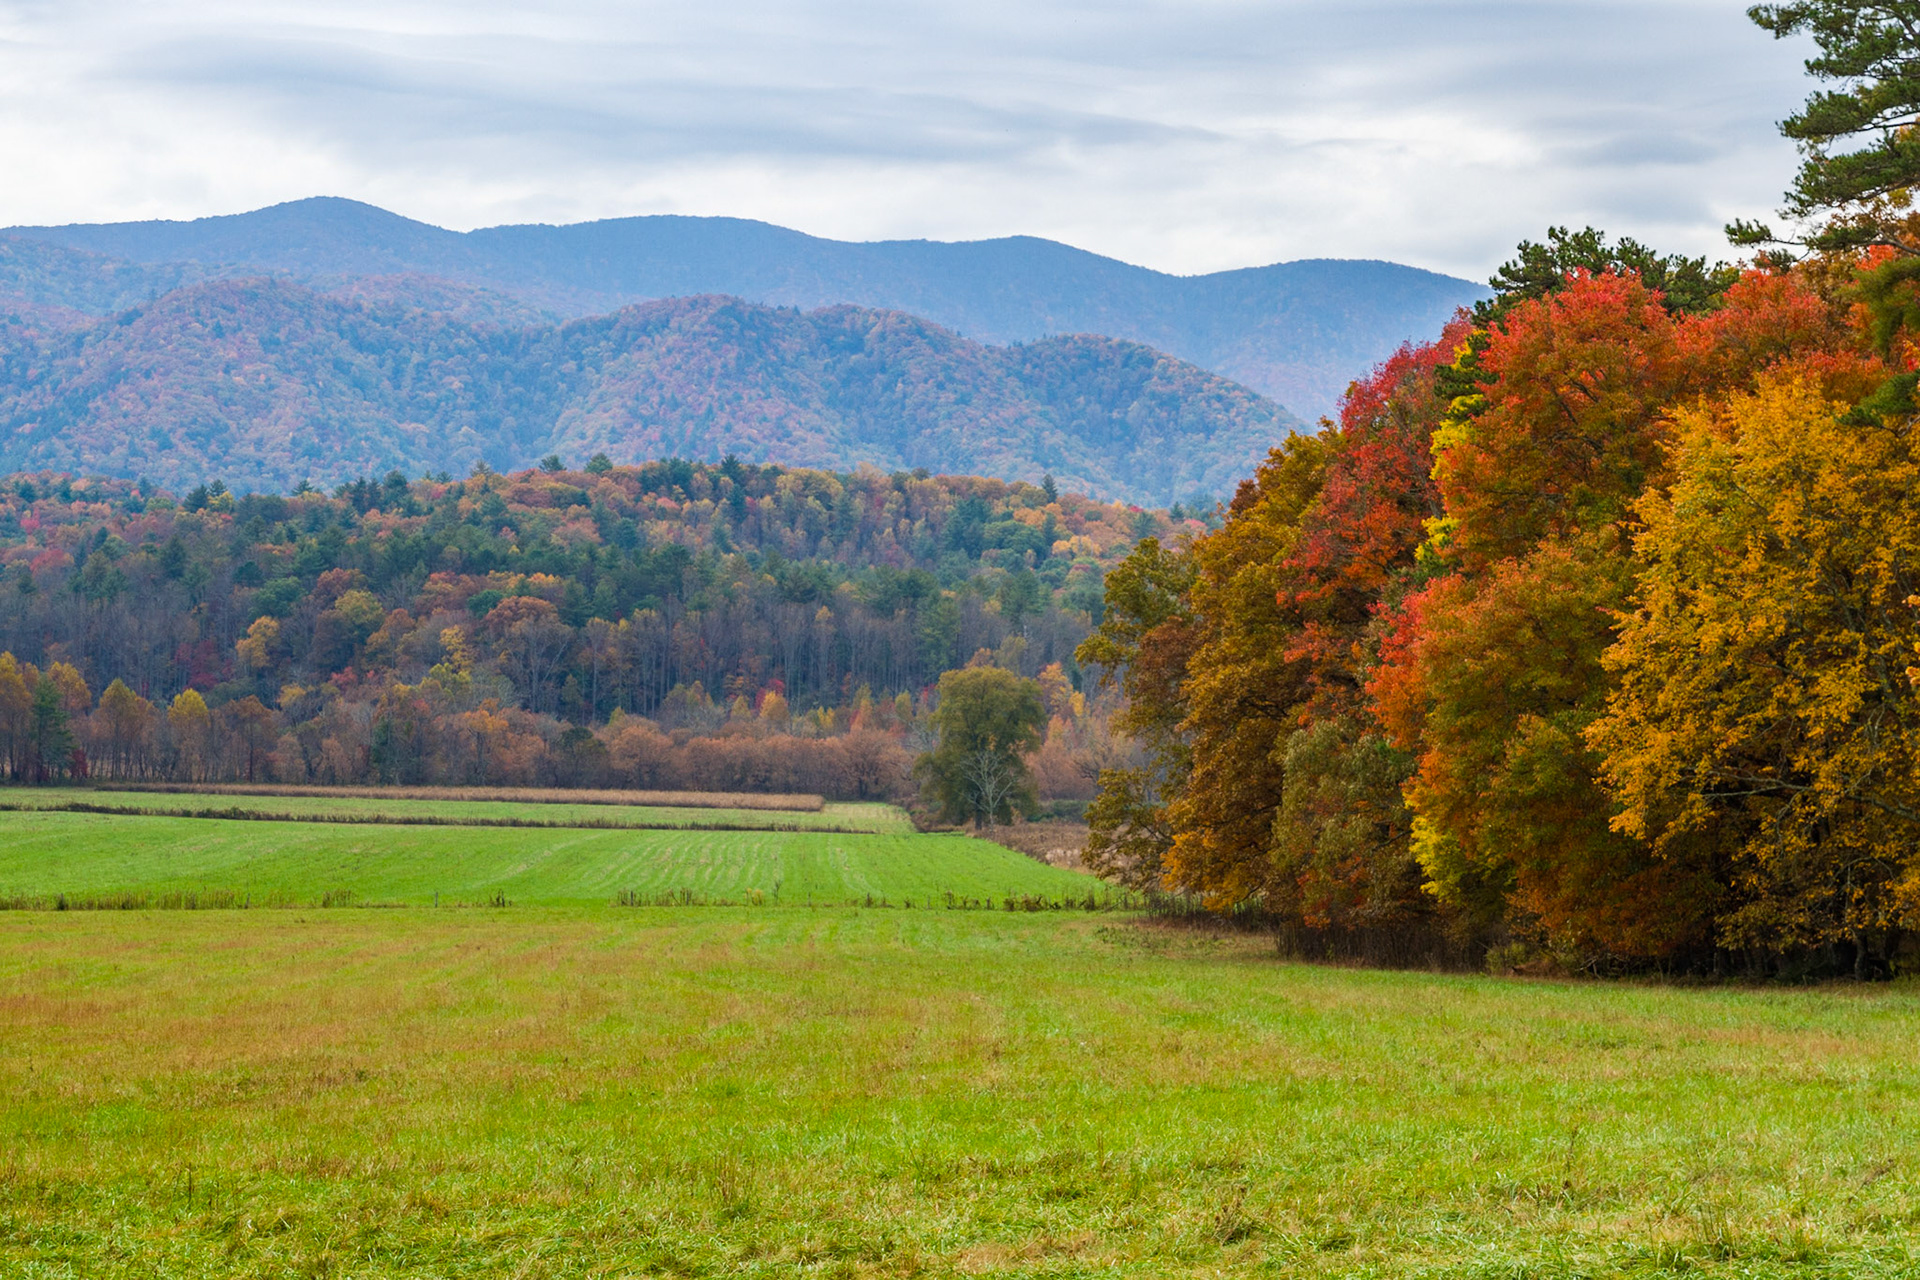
[0,807,1082,907]
[2,908,1917,1278]
[1,802,1916,1277]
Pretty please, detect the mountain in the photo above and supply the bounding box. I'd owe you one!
[1,198,1486,419]
[0,278,1297,505]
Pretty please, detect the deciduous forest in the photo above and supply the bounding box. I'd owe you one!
[0,457,1167,801]
[1080,228,1920,974]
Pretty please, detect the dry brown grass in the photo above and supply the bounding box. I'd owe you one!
[90,782,826,811]
[976,820,1089,869]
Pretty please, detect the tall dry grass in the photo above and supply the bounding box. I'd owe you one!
[89,782,826,811]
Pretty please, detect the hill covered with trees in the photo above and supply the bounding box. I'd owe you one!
[0,198,1485,419]
[0,458,1166,799]
[0,280,1294,506]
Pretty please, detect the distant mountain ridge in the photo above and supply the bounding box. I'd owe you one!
[0,198,1486,420]
[0,278,1298,505]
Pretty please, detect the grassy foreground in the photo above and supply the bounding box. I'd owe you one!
[2,908,1917,1278]
[0,809,1087,906]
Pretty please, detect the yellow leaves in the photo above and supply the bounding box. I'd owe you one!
[1591,369,1920,945]
[1906,596,1920,688]
[167,688,210,731]
[235,616,281,673]
[329,589,386,633]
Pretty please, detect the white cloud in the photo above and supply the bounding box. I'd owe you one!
[0,0,1815,278]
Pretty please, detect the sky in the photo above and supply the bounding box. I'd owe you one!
[0,0,1817,281]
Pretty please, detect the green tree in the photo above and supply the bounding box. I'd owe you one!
[1075,536,1198,887]
[1736,2,1920,257]
[28,677,74,783]
[1479,226,1734,324]
[916,667,1046,827]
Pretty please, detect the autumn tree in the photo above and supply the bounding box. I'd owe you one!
[1376,270,1725,956]
[0,653,31,779]
[218,696,280,782]
[235,616,283,674]
[1591,371,1920,972]
[165,689,213,782]
[1161,432,1333,905]
[94,679,154,778]
[1264,337,1455,933]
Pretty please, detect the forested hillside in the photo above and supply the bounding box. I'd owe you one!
[0,280,1294,505]
[2,198,1486,419]
[0,458,1166,796]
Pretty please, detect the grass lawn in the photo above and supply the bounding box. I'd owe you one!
[1,907,1917,1277]
[0,809,1095,907]
[1,786,912,833]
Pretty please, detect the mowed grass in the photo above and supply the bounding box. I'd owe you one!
[2,908,1918,1278]
[3,786,913,833]
[0,809,1091,906]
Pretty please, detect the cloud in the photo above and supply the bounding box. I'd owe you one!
[0,0,1816,279]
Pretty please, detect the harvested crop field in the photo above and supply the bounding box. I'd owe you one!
[88,782,826,810]
[2,787,907,834]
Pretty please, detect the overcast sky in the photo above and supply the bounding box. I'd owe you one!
[0,1,1815,281]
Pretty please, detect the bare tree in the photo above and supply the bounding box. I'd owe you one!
[961,744,1019,829]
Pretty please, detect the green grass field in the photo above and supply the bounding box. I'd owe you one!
[2,806,1916,1276]
[2,786,912,833]
[2,908,1917,1277]
[0,808,1090,906]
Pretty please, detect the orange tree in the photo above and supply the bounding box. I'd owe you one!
[1370,267,1866,959]
[1265,337,1456,932]
[1373,271,1705,956]
[1161,433,1333,906]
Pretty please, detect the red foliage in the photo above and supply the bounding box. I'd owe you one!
[1436,271,1690,569]
[1278,325,1463,714]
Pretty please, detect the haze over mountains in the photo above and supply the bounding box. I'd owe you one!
[0,199,1485,503]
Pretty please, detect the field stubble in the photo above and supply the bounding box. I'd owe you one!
[89,781,828,810]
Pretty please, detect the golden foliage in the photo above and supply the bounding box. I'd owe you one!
[1592,371,1920,953]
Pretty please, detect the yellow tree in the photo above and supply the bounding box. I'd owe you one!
[45,662,91,717]
[1591,372,1920,972]
[0,653,31,779]
[166,689,213,782]
[95,679,155,778]
[235,617,283,674]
